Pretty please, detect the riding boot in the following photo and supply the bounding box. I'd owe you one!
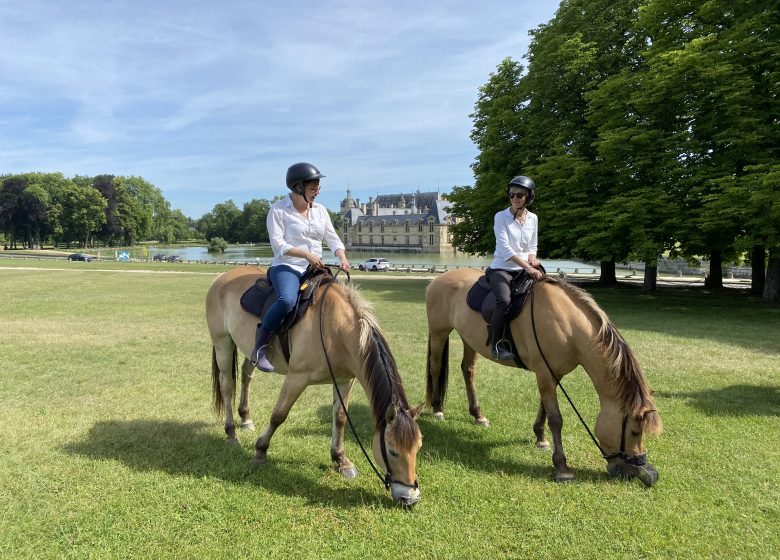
[251,325,275,372]
[490,316,515,361]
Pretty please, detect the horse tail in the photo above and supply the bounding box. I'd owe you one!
[425,336,449,409]
[212,346,237,417]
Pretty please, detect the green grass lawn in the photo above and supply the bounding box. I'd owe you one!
[0,264,778,559]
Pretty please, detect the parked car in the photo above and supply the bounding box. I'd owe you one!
[358,257,390,271]
[167,255,182,263]
[152,254,166,261]
[67,253,92,262]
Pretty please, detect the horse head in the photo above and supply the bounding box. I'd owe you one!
[597,403,663,487]
[373,402,423,508]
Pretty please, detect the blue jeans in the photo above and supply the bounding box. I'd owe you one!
[263,265,302,331]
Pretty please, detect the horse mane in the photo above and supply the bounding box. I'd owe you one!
[329,282,420,449]
[538,276,660,429]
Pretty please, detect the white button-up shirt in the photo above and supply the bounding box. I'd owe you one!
[489,208,538,271]
[267,195,345,273]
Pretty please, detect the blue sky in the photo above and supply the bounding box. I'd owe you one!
[1,0,559,218]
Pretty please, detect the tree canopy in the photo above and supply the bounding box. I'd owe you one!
[449,0,779,301]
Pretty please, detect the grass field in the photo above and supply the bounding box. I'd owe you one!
[1,262,778,559]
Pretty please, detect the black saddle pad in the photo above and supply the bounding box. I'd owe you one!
[239,267,334,334]
[466,271,534,324]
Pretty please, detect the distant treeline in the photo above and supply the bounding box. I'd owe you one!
[0,172,193,248]
[447,0,778,300]
[0,172,342,251]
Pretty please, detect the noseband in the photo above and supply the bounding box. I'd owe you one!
[379,423,419,490]
[602,415,647,467]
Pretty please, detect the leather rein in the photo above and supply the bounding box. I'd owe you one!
[528,281,647,467]
[318,270,418,491]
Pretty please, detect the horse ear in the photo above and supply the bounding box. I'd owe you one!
[385,404,398,424]
[410,402,424,420]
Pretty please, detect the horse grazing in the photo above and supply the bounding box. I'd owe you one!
[206,266,423,506]
[425,268,662,486]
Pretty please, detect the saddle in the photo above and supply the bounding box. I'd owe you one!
[466,268,542,370]
[240,266,335,362]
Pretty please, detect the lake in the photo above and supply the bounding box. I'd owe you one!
[148,245,600,273]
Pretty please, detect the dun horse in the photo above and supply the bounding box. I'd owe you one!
[425,268,662,485]
[206,267,422,506]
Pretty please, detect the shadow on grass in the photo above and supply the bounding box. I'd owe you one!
[288,401,608,484]
[415,415,609,484]
[63,418,392,509]
[657,384,780,417]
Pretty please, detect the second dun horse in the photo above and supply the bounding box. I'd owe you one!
[206,267,422,506]
[425,268,662,486]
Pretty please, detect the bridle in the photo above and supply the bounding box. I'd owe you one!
[318,269,418,492]
[528,281,648,467]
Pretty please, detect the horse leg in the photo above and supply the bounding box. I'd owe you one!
[252,375,308,467]
[238,357,256,431]
[213,340,239,444]
[330,379,358,479]
[533,399,550,449]
[538,384,574,482]
[461,341,489,427]
[426,330,451,420]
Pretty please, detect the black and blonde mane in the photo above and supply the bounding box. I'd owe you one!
[539,277,656,418]
[329,282,420,450]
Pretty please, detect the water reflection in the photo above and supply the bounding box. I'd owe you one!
[148,245,599,272]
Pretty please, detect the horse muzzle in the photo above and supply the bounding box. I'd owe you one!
[391,483,420,509]
[607,460,659,487]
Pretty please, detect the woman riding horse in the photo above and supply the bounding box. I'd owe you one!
[207,266,423,506]
[425,268,662,486]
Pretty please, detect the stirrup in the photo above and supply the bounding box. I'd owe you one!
[492,339,515,361]
[251,346,275,373]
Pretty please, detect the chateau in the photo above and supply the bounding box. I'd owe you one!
[338,189,457,254]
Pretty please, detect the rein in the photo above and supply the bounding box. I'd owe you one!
[318,269,418,491]
[528,282,646,467]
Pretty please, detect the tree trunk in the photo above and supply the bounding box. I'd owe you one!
[599,259,617,285]
[751,245,766,296]
[704,249,723,289]
[763,252,780,303]
[643,264,657,292]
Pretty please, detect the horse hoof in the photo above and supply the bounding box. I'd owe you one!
[536,441,550,450]
[226,437,240,446]
[339,466,359,479]
[250,455,267,469]
[555,472,575,483]
[239,420,256,431]
[475,417,491,427]
[433,412,445,421]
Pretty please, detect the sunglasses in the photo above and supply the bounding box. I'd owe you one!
[508,192,527,199]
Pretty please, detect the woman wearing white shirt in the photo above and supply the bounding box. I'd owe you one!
[251,162,351,372]
[486,175,544,361]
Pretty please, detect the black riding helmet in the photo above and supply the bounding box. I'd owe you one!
[286,162,325,195]
[507,175,536,205]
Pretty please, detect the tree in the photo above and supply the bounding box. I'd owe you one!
[208,236,228,253]
[238,199,271,243]
[61,184,106,247]
[449,58,528,256]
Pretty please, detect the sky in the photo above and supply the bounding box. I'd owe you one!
[1,0,560,218]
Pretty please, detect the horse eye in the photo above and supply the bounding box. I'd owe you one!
[630,431,640,437]
[388,449,399,458]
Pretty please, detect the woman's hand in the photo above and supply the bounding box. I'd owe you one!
[527,267,544,281]
[339,258,351,272]
[305,252,325,269]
